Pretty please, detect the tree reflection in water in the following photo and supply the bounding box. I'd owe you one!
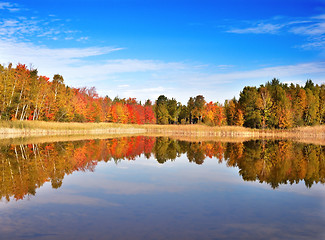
[1,137,325,201]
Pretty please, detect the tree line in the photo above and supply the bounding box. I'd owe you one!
[0,63,155,124]
[1,63,325,128]
[155,78,325,129]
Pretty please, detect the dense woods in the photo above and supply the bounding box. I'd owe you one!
[155,78,325,129]
[0,63,155,124]
[1,63,325,129]
[1,137,324,201]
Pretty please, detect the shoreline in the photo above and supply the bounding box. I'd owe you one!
[1,120,325,145]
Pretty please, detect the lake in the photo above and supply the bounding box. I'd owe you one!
[0,136,324,239]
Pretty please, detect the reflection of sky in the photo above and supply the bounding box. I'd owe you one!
[1,154,325,240]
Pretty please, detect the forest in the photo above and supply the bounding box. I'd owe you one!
[155,79,325,129]
[0,63,156,124]
[1,63,325,129]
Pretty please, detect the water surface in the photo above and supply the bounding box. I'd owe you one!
[0,137,324,239]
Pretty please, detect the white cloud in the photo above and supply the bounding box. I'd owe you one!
[0,18,41,38]
[0,38,186,100]
[117,84,130,88]
[0,2,323,104]
[0,40,123,64]
[77,36,89,42]
[0,1,185,92]
[0,2,11,8]
[0,1,19,12]
[94,60,325,103]
[227,14,325,50]
[290,22,325,36]
[312,14,325,20]
[115,86,168,101]
[205,62,325,82]
[228,23,283,34]
[0,3,84,42]
[1,33,324,104]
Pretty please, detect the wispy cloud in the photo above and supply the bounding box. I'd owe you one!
[0,1,324,105]
[290,22,325,36]
[0,18,41,38]
[0,35,324,103]
[137,61,325,103]
[0,1,20,12]
[117,84,130,88]
[0,38,185,98]
[111,86,169,101]
[216,64,234,70]
[0,2,187,102]
[77,36,89,42]
[227,14,325,50]
[0,40,123,64]
[227,17,311,35]
[204,62,325,82]
[228,23,284,34]
[0,2,86,42]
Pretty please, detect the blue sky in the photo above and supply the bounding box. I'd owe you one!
[1,0,325,103]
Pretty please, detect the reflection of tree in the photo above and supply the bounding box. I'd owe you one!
[187,142,206,165]
[153,137,185,164]
[224,140,325,189]
[1,137,325,201]
[0,136,156,202]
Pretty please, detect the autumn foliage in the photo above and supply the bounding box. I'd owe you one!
[1,63,323,129]
[0,63,155,124]
[154,78,325,129]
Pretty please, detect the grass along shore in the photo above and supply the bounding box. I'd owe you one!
[1,120,325,142]
[0,120,146,138]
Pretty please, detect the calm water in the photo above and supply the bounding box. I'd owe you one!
[0,137,324,240]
